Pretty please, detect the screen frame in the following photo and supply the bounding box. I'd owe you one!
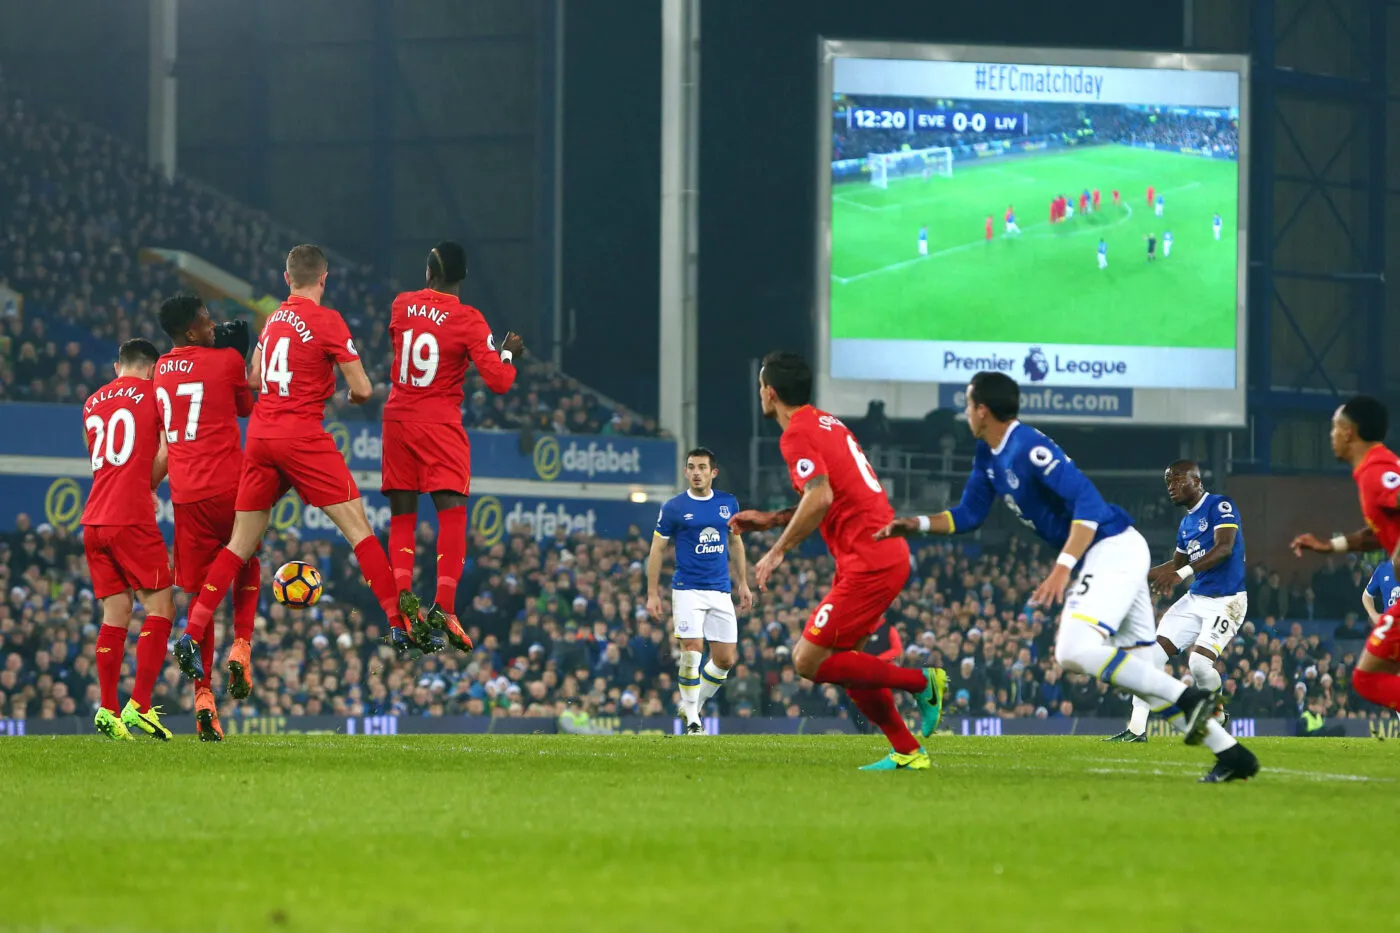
[815,39,1251,426]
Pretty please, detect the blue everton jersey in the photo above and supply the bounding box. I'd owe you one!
[945,421,1132,550]
[1176,492,1246,597]
[1367,559,1400,611]
[655,489,739,592]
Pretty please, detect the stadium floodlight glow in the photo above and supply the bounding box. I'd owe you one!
[816,40,1249,427]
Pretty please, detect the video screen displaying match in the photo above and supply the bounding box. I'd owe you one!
[822,49,1246,406]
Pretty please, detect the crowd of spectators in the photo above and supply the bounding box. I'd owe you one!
[0,506,1389,728]
[0,68,657,434]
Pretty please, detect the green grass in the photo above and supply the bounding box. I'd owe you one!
[831,145,1239,348]
[2,734,1397,932]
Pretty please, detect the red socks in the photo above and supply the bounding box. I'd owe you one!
[196,626,216,691]
[389,513,416,592]
[813,651,928,694]
[131,615,172,711]
[187,548,245,643]
[95,624,127,713]
[232,556,261,643]
[354,537,406,629]
[848,687,920,755]
[435,506,467,611]
[1353,668,1400,710]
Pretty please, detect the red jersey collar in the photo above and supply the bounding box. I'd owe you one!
[1356,444,1394,477]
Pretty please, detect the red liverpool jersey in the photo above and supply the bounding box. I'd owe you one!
[82,376,163,527]
[1354,444,1400,555]
[154,345,254,503]
[382,288,517,424]
[250,296,359,439]
[779,405,907,572]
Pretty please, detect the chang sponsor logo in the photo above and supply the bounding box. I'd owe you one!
[695,527,725,556]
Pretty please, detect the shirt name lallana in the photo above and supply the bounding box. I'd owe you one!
[406,304,449,325]
[85,385,145,411]
[267,307,316,342]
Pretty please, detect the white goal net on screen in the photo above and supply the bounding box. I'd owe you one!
[867,146,954,189]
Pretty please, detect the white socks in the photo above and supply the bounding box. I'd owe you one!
[1189,652,1222,693]
[677,649,702,723]
[696,659,729,714]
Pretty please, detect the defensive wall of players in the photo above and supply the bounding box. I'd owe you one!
[0,403,676,545]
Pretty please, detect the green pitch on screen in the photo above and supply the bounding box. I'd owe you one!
[831,146,1238,350]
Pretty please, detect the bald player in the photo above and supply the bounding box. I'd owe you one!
[1109,460,1246,742]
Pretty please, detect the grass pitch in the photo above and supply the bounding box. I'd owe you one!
[1,735,1394,932]
[831,145,1239,349]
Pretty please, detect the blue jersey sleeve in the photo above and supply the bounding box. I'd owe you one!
[946,449,995,533]
[1212,497,1240,531]
[655,500,677,539]
[1027,439,1114,528]
[1367,563,1387,601]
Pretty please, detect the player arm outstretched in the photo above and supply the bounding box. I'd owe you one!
[645,531,668,619]
[1291,527,1380,558]
[728,506,794,534]
[729,530,753,613]
[753,475,831,591]
[875,463,994,539]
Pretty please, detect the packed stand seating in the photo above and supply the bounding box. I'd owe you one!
[0,68,660,434]
[0,507,1388,727]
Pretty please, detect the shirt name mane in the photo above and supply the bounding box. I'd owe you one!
[406,304,449,325]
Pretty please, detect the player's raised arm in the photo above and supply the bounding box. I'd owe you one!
[465,311,519,395]
[1291,527,1379,558]
[877,458,995,539]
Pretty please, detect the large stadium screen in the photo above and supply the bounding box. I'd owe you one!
[816,42,1250,426]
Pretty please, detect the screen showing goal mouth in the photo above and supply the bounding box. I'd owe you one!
[826,54,1243,394]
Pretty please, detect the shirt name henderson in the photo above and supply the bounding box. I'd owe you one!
[973,64,1106,100]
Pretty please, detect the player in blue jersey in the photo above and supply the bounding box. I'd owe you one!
[1163,230,1173,257]
[1213,212,1223,241]
[878,373,1258,782]
[1003,206,1020,235]
[1155,192,1164,217]
[1363,558,1400,623]
[917,225,929,256]
[646,447,752,734]
[1097,239,1108,270]
[1111,461,1247,742]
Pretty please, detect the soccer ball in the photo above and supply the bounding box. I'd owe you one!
[272,560,323,608]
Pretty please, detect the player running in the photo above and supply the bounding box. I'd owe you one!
[1097,239,1108,270]
[1363,558,1398,622]
[1109,461,1246,742]
[1004,207,1020,236]
[383,241,522,656]
[917,225,928,256]
[82,339,176,741]
[155,296,259,741]
[173,245,421,682]
[646,447,752,734]
[1213,213,1223,241]
[1291,396,1400,716]
[877,373,1259,782]
[728,352,947,771]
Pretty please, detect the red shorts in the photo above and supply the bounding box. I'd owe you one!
[173,490,236,592]
[802,561,910,650]
[84,523,172,600]
[1366,612,1400,663]
[381,420,471,495]
[236,432,359,512]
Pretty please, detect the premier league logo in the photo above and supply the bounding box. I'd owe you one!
[718,505,730,520]
[1023,347,1049,382]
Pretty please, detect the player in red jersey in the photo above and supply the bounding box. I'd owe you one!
[1290,396,1400,713]
[984,215,993,242]
[1092,188,1101,212]
[728,352,947,771]
[1112,189,1120,206]
[1146,184,1155,207]
[383,241,523,654]
[156,295,260,741]
[173,245,422,683]
[82,338,176,742]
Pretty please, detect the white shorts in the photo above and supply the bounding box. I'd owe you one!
[672,589,738,643]
[918,240,928,255]
[1157,591,1248,656]
[1097,253,1108,269]
[1059,528,1156,649]
[1155,204,1164,216]
[1164,242,1172,256]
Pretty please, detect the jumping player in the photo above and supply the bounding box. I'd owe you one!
[917,225,928,256]
[173,245,420,682]
[1110,461,1246,742]
[1097,239,1108,270]
[82,339,176,741]
[156,295,260,741]
[646,447,751,733]
[1213,212,1223,241]
[1363,557,1399,622]
[383,241,522,655]
[1291,396,1400,715]
[878,372,1259,782]
[729,352,947,771]
[1004,206,1020,236]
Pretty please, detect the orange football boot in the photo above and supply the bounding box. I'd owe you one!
[195,688,224,742]
[226,637,253,700]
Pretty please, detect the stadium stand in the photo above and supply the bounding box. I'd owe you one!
[0,68,660,434]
